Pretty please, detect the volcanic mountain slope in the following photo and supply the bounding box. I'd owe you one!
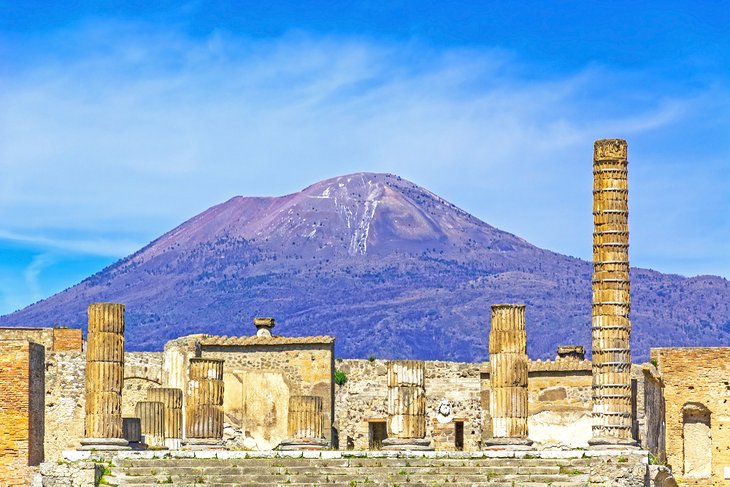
[2,173,729,361]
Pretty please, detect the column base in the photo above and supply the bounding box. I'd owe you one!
[381,438,433,451]
[78,438,131,451]
[181,438,226,450]
[278,438,329,451]
[588,437,639,449]
[483,437,533,450]
[165,438,182,450]
[143,436,168,450]
[127,441,149,451]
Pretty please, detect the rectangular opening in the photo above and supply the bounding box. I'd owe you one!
[368,420,387,450]
[455,420,464,451]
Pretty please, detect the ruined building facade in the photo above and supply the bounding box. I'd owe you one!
[0,139,726,486]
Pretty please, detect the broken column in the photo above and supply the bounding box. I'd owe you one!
[80,302,130,450]
[485,304,532,448]
[382,360,432,450]
[184,358,224,448]
[147,387,184,449]
[136,401,166,448]
[279,396,328,450]
[590,138,637,447]
[253,317,275,337]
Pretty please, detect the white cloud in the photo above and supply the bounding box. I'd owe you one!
[0,23,728,278]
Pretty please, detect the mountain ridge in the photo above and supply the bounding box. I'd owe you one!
[2,172,729,362]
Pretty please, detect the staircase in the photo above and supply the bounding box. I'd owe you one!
[104,457,592,486]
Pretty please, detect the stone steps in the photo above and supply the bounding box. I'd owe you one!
[114,457,593,467]
[105,457,591,487]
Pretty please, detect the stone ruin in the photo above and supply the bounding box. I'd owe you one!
[2,138,724,486]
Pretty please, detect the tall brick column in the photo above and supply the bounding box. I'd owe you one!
[147,387,183,449]
[590,139,637,447]
[279,395,328,450]
[184,358,225,448]
[80,303,130,450]
[485,304,532,448]
[382,360,432,450]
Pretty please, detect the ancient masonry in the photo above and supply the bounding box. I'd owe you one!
[279,395,328,450]
[146,387,183,449]
[0,340,44,487]
[80,303,129,450]
[135,401,165,448]
[185,357,225,446]
[486,304,532,448]
[122,417,141,446]
[590,139,636,447]
[382,360,432,450]
[1,137,712,486]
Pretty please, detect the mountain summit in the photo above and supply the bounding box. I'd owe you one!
[2,172,729,361]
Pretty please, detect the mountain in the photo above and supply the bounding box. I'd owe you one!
[2,173,729,362]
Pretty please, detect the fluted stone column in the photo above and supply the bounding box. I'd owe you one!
[79,303,130,450]
[136,401,166,448]
[147,387,183,449]
[382,360,432,451]
[184,358,225,448]
[590,139,637,447]
[279,395,328,450]
[485,304,532,448]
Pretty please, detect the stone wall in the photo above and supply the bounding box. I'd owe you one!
[0,340,45,487]
[122,352,163,417]
[51,328,83,352]
[634,363,665,462]
[336,357,662,451]
[195,337,335,450]
[654,347,730,487]
[0,327,82,352]
[334,359,482,451]
[483,358,594,448]
[43,350,164,461]
[44,351,85,461]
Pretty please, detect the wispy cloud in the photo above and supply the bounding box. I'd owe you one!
[0,22,728,278]
[23,253,53,302]
[0,230,143,257]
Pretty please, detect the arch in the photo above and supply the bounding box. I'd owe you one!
[124,364,162,384]
[682,402,711,478]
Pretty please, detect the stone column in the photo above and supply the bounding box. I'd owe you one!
[162,337,198,440]
[279,396,328,450]
[147,387,184,449]
[136,401,166,448]
[590,138,637,447]
[80,303,130,450]
[382,360,432,451]
[485,304,532,448]
[254,317,275,337]
[184,358,225,448]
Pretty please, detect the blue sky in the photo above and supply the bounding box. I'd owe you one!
[1,2,729,316]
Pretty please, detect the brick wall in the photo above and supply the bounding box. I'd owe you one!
[52,328,83,352]
[654,347,730,487]
[0,340,45,487]
[0,327,83,352]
